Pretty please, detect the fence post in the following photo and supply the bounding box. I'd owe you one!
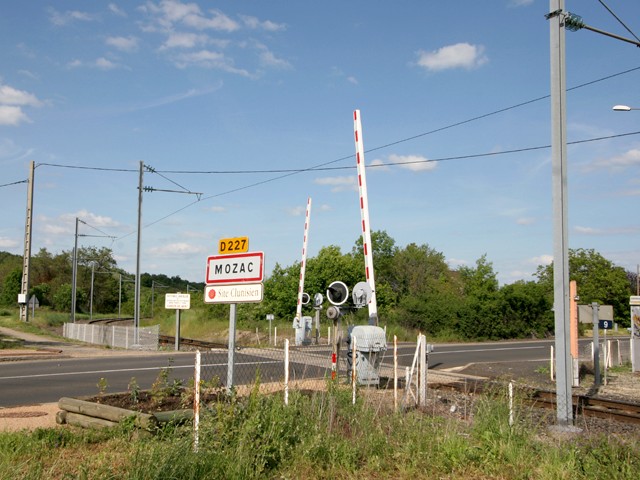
[508,381,514,427]
[284,339,289,406]
[393,335,398,412]
[419,334,426,408]
[194,350,201,452]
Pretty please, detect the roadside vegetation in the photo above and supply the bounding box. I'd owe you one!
[0,232,635,343]
[1,384,638,479]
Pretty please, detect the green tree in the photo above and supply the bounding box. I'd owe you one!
[458,255,502,339]
[0,267,21,307]
[536,248,631,326]
[498,281,553,338]
[385,243,462,335]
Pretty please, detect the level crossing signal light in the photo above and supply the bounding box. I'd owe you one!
[326,281,349,306]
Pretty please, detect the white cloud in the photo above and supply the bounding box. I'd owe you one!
[574,225,639,236]
[388,154,436,172]
[586,149,640,171]
[240,15,286,32]
[0,237,18,248]
[72,210,121,229]
[108,3,127,17]
[0,105,31,126]
[49,8,94,26]
[287,206,306,216]
[416,42,488,72]
[509,0,535,6]
[106,36,139,52]
[369,159,390,171]
[516,217,536,225]
[528,255,553,266]
[173,50,251,76]
[143,1,239,32]
[257,47,291,69]
[314,176,358,192]
[68,58,127,70]
[148,242,205,257]
[160,32,212,50]
[209,206,226,212]
[0,84,42,106]
[447,258,468,268]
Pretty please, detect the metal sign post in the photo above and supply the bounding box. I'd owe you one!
[227,303,237,391]
[592,303,600,386]
[205,242,265,393]
[266,314,274,345]
[165,293,190,351]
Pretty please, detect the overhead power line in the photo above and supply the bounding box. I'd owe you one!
[597,0,640,44]
[0,179,28,188]
[33,65,640,178]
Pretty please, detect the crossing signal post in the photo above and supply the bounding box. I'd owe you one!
[326,281,349,380]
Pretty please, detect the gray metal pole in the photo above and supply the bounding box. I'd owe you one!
[592,303,601,386]
[134,161,143,344]
[175,309,181,351]
[549,0,573,425]
[227,303,237,392]
[71,217,79,322]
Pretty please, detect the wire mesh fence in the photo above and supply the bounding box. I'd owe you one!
[62,322,160,350]
[577,337,632,366]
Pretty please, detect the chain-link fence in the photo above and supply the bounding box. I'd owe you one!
[62,322,159,350]
[577,337,632,366]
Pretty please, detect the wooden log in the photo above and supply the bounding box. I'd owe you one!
[58,397,158,430]
[153,409,193,424]
[55,410,67,425]
[65,412,118,430]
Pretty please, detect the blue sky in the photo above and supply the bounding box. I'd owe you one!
[1,0,640,286]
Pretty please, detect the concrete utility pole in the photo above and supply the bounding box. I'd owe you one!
[548,0,573,426]
[19,161,35,323]
[134,161,144,344]
[71,217,79,323]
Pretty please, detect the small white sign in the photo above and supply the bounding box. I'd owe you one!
[630,296,640,306]
[204,283,263,304]
[165,293,191,310]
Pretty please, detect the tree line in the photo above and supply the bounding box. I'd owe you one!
[0,231,634,340]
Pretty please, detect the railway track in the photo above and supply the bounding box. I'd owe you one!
[431,377,640,425]
[533,390,640,425]
[86,317,134,325]
[158,334,227,350]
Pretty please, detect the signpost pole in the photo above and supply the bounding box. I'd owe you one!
[227,303,237,392]
[592,302,600,386]
[175,309,181,351]
[603,326,607,386]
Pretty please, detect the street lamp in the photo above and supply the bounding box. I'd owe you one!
[612,105,640,112]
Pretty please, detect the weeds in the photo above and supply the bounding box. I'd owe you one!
[128,377,140,405]
[1,386,639,479]
[96,377,108,396]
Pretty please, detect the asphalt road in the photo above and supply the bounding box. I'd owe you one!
[0,339,563,408]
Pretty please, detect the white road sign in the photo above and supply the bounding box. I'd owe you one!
[204,284,263,304]
[165,293,191,310]
[205,251,264,285]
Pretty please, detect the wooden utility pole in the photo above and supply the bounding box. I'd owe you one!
[19,161,35,322]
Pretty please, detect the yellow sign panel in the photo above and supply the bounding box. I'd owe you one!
[218,237,249,255]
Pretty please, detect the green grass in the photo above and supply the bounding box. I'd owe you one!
[1,386,638,479]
